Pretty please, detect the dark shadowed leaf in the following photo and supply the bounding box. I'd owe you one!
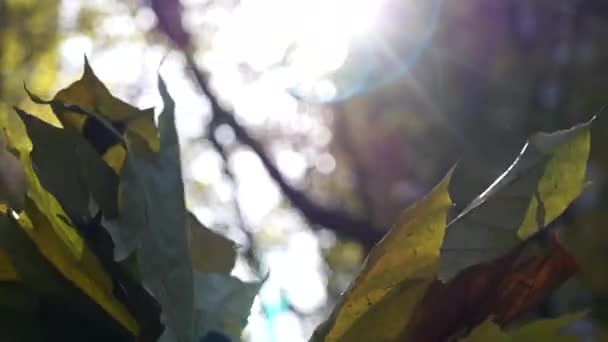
[193,272,259,341]
[0,212,136,341]
[188,212,237,273]
[0,108,139,335]
[76,212,164,341]
[460,312,583,342]
[106,76,195,341]
[15,108,119,220]
[561,204,608,334]
[0,128,26,212]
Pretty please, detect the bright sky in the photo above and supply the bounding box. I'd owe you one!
[57,0,388,340]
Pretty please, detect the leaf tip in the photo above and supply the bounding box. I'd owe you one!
[157,75,174,109]
[82,55,97,80]
[23,83,51,104]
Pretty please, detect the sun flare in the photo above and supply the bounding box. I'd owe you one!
[286,0,386,80]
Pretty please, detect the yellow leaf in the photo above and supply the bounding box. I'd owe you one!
[0,245,19,282]
[16,108,120,220]
[0,129,27,212]
[441,119,592,281]
[312,169,453,341]
[27,57,159,172]
[0,213,135,340]
[187,212,236,273]
[0,108,139,335]
[518,126,590,239]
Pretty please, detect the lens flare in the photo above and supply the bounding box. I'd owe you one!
[286,0,444,103]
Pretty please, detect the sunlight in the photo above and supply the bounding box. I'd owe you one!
[211,0,386,99]
[286,0,386,83]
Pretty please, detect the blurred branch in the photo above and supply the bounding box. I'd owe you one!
[333,109,376,222]
[148,0,383,248]
[206,122,262,273]
[185,55,384,249]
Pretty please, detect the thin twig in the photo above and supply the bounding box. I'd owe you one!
[206,121,262,273]
[184,54,384,249]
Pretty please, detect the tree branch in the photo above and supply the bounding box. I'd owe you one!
[184,54,384,249]
[206,122,262,273]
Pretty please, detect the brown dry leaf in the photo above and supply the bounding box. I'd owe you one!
[404,232,578,341]
[187,212,236,273]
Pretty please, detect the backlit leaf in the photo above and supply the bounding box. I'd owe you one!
[311,169,453,341]
[27,57,159,172]
[0,107,139,335]
[16,108,119,221]
[440,119,592,281]
[188,212,237,273]
[0,213,136,341]
[107,76,195,341]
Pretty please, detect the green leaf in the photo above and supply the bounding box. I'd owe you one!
[0,213,135,341]
[311,169,454,341]
[24,63,257,341]
[0,127,26,212]
[0,107,139,335]
[461,312,584,342]
[193,272,259,341]
[15,108,119,221]
[440,119,592,281]
[561,199,608,330]
[187,212,236,273]
[108,76,195,341]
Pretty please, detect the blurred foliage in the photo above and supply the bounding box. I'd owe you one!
[328,0,608,229]
[3,0,608,340]
[0,0,59,125]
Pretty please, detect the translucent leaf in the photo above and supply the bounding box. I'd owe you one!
[311,169,453,341]
[0,108,139,335]
[27,57,159,172]
[0,213,136,340]
[404,232,578,341]
[109,76,195,341]
[187,212,236,273]
[440,119,592,281]
[24,62,256,341]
